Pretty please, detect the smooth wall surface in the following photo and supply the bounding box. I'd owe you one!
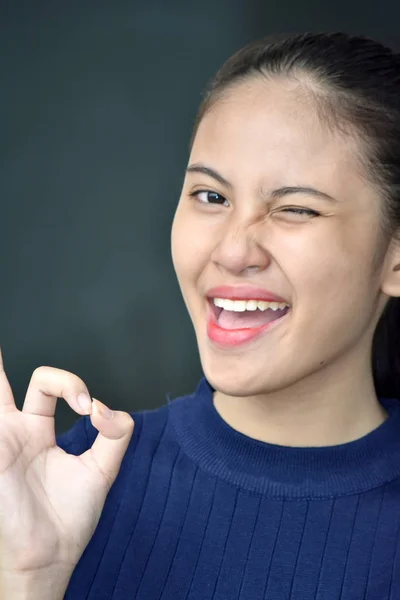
[1,0,399,434]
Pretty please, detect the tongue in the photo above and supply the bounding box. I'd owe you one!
[218,308,287,330]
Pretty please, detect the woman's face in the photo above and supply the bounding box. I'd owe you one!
[171,76,391,397]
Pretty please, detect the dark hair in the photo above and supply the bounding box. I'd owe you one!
[191,32,400,400]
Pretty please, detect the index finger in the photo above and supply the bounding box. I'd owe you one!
[22,366,93,418]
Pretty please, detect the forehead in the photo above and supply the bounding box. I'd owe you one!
[191,77,370,200]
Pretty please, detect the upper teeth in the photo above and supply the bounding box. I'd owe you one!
[213,298,290,312]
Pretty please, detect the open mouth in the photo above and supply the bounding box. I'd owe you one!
[208,298,290,330]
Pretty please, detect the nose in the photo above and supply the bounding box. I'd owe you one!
[210,219,271,276]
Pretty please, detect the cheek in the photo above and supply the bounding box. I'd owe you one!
[171,203,208,283]
[276,226,360,304]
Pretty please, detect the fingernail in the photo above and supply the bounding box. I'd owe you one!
[77,393,92,413]
[94,398,114,420]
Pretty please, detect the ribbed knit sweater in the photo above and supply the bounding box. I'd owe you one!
[56,377,400,599]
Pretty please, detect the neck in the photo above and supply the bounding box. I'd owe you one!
[212,352,389,448]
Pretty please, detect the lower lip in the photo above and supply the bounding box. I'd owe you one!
[206,303,290,348]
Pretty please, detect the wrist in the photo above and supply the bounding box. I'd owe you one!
[0,568,72,600]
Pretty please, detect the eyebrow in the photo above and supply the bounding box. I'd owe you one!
[186,163,338,203]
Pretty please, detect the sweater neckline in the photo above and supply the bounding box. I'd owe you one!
[169,377,400,499]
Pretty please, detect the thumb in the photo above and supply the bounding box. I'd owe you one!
[82,398,135,488]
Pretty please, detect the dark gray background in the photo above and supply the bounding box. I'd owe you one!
[1,0,399,434]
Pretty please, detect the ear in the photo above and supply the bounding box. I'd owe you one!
[380,238,400,298]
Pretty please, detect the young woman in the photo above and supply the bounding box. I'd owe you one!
[1,31,400,600]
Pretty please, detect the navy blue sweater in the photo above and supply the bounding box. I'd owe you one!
[56,377,400,599]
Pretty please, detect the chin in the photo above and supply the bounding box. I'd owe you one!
[202,360,267,397]
[196,326,293,398]
[200,341,303,397]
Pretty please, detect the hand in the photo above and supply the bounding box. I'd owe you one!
[0,347,134,581]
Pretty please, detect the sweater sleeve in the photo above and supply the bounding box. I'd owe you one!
[56,415,99,456]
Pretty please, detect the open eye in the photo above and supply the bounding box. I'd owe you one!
[189,190,229,206]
